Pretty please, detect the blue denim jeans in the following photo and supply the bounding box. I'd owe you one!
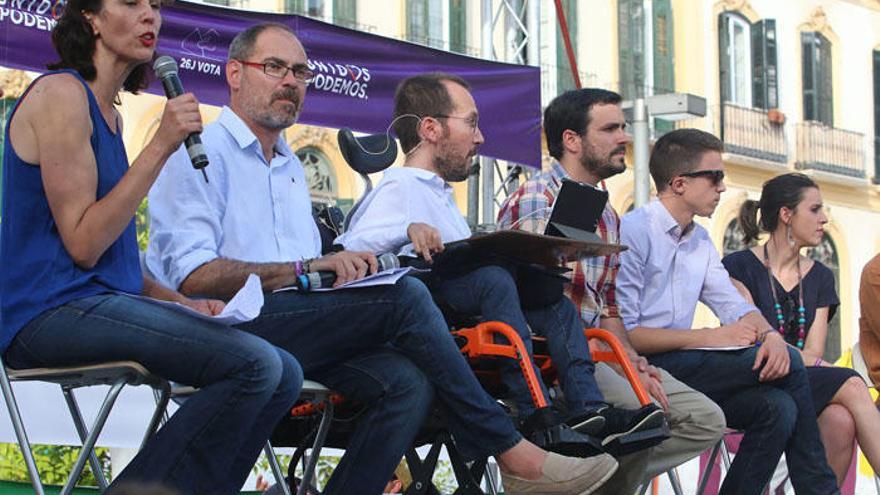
[237,276,521,495]
[648,347,838,495]
[4,294,302,495]
[430,265,604,418]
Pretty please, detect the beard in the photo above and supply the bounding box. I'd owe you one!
[433,131,475,183]
[581,145,627,180]
[244,86,302,130]
[434,151,472,182]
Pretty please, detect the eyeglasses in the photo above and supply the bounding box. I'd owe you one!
[236,59,315,84]
[433,114,480,134]
[675,169,725,186]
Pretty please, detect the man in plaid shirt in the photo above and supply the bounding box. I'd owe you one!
[498,88,725,490]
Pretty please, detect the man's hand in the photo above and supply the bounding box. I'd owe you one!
[753,331,791,381]
[181,297,225,316]
[713,320,759,347]
[310,251,378,286]
[407,222,444,263]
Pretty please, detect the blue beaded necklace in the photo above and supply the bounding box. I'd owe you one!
[763,243,806,349]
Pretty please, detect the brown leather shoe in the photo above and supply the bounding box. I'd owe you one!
[500,452,618,495]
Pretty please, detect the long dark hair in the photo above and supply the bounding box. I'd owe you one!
[737,172,819,245]
[47,0,150,93]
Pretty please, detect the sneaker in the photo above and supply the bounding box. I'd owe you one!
[568,404,666,444]
[500,451,618,495]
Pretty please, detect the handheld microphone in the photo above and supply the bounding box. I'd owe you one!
[297,252,400,291]
[152,55,209,183]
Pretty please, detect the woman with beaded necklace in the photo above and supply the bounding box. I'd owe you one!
[723,172,880,485]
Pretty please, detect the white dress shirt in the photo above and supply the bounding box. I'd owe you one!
[335,167,472,256]
[616,199,757,331]
[146,106,321,290]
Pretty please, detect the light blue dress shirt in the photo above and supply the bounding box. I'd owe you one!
[616,199,757,331]
[146,106,321,290]
[335,167,472,256]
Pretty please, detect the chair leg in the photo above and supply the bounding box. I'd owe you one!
[483,463,498,495]
[696,439,723,495]
[62,387,110,490]
[59,379,127,495]
[264,440,291,495]
[0,363,46,495]
[666,467,683,495]
[141,383,171,451]
[720,439,732,470]
[298,400,334,495]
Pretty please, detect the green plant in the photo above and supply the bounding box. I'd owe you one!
[0,442,111,487]
[135,197,150,251]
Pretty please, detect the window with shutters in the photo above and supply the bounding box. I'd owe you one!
[719,13,752,106]
[618,0,646,100]
[618,0,675,134]
[802,31,833,126]
[285,0,323,16]
[332,0,357,29]
[407,0,443,49]
[556,0,578,93]
[449,0,468,54]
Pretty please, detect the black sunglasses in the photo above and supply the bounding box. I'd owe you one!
[675,169,725,186]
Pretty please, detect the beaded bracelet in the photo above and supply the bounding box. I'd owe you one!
[814,358,823,367]
[293,260,304,277]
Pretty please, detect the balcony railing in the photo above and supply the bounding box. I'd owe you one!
[796,122,865,178]
[721,103,787,163]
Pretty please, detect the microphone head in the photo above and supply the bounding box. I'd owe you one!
[153,55,178,79]
[377,252,400,271]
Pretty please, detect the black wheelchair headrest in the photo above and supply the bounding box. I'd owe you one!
[337,127,398,175]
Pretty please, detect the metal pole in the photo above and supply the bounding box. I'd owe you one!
[633,98,651,207]
[467,160,480,228]
[480,0,495,227]
[527,0,540,67]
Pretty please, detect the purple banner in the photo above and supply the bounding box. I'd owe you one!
[0,0,542,167]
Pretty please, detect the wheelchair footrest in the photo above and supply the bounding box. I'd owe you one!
[521,407,604,458]
[603,419,671,457]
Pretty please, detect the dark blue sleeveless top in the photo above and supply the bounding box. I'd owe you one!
[0,70,143,352]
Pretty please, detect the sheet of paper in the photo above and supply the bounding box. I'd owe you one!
[688,345,753,351]
[275,266,414,292]
[138,273,264,324]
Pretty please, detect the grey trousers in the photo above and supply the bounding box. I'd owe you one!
[591,363,726,495]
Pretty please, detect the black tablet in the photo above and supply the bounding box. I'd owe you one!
[544,179,609,241]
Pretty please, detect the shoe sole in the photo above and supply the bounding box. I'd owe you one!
[601,408,666,447]
[569,416,606,436]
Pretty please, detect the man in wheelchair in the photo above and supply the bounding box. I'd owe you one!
[336,73,667,492]
[146,23,618,495]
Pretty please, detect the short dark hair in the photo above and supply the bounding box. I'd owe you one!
[649,128,724,192]
[543,88,622,160]
[392,72,470,153]
[47,0,151,93]
[228,22,295,62]
[737,173,819,245]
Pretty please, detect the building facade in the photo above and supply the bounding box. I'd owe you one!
[2,0,880,362]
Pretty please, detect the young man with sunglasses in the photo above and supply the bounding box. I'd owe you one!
[616,128,840,495]
[498,89,725,494]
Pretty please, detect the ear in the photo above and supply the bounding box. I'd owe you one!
[82,11,98,36]
[560,129,582,156]
[226,60,241,91]
[779,205,794,224]
[667,175,686,196]
[418,116,444,144]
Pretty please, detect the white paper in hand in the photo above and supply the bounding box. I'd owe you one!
[138,274,264,325]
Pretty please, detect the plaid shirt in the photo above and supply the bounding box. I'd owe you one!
[497,160,621,326]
